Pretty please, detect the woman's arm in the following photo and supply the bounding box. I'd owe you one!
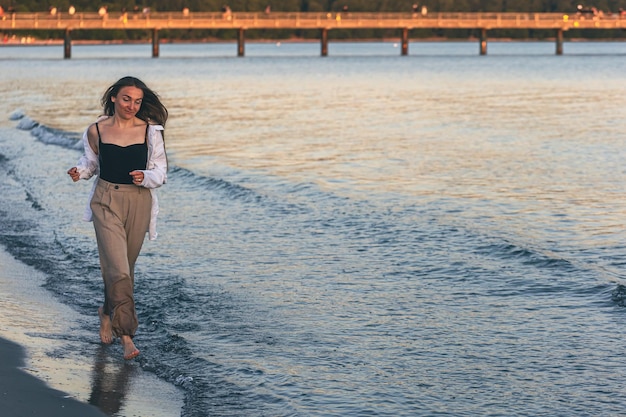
[69,123,100,181]
[139,125,167,189]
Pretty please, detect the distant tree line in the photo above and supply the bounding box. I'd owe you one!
[4,0,626,40]
[7,0,626,13]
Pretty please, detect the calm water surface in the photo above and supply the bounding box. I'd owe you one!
[1,41,626,416]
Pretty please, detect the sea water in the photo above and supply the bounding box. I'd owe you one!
[1,41,626,416]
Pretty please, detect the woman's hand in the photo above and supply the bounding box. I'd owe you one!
[67,167,80,182]
[129,170,144,186]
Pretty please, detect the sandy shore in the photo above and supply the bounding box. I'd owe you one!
[0,336,107,416]
[0,244,184,416]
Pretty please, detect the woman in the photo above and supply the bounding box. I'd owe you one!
[68,76,168,360]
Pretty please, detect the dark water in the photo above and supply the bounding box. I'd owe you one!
[1,42,626,416]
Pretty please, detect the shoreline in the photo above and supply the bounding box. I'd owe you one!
[0,336,107,416]
[0,241,184,417]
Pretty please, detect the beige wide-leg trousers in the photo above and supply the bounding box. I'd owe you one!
[90,178,152,338]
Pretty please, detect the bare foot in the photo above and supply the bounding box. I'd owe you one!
[121,335,140,360]
[98,306,113,344]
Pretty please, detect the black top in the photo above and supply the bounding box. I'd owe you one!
[97,123,149,185]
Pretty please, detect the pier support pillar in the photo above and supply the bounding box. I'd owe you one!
[63,28,72,59]
[555,29,563,55]
[321,28,328,57]
[152,28,159,58]
[237,28,245,57]
[479,29,487,55]
[401,28,409,56]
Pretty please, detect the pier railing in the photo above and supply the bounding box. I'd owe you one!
[3,11,626,30]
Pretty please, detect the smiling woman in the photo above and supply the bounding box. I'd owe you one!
[67,76,168,361]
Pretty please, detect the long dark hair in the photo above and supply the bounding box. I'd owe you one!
[101,76,168,131]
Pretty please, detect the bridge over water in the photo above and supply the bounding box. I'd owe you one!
[1,11,625,58]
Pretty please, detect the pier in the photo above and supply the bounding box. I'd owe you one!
[1,11,625,58]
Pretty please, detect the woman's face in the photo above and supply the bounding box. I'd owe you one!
[111,86,144,120]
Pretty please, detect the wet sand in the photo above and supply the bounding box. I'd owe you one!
[0,336,107,416]
[0,245,183,416]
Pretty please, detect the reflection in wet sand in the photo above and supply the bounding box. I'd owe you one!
[88,345,136,416]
